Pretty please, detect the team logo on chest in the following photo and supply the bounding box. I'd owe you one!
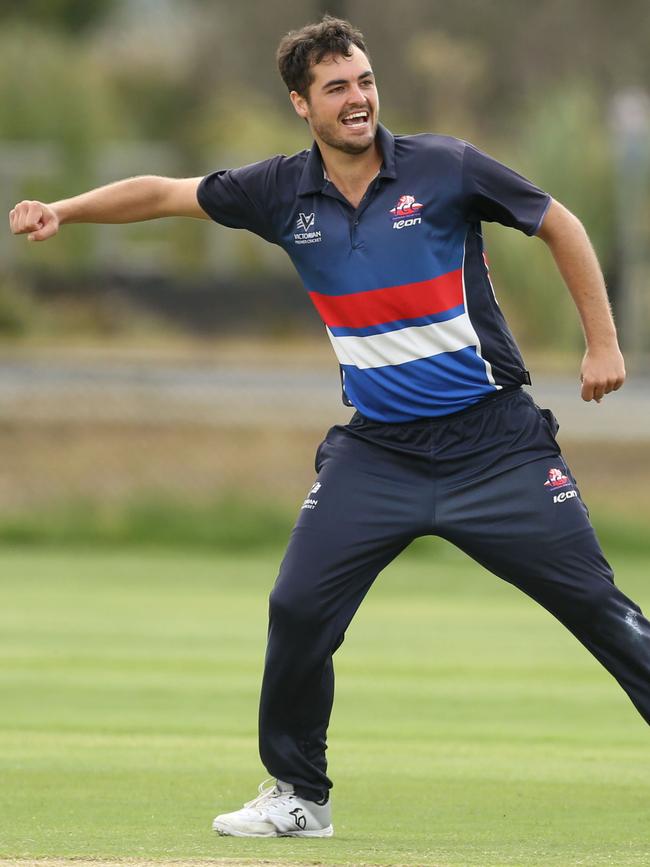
[294,212,322,244]
[390,194,423,230]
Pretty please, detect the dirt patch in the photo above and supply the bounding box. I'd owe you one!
[561,439,650,515]
[2,422,650,516]
[0,423,324,510]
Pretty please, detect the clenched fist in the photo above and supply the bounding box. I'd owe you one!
[9,200,60,242]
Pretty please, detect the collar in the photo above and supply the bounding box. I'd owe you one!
[297,123,397,196]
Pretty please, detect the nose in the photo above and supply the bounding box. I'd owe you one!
[348,83,368,104]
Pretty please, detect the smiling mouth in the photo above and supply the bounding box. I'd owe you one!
[341,109,370,128]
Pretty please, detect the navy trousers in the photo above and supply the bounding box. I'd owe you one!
[258,388,650,801]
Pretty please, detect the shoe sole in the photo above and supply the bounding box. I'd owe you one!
[213,822,334,838]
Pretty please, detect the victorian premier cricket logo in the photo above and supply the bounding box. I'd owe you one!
[294,212,322,245]
[390,194,423,229]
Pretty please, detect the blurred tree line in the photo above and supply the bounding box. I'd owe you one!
[1,0,649,351]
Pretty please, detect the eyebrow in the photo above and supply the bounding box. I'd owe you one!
[321,70,374,90]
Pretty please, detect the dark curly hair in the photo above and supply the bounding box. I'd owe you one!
[276,15,370,98]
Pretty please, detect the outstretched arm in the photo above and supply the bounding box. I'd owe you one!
[536,199,625,402]
[9,175,208,242]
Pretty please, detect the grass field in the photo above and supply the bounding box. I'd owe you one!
[1,542,650,866]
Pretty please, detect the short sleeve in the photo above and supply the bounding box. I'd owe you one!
[196,157,280,244]
[462,143,551,236]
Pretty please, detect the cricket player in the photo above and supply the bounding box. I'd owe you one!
[10,15,649,840]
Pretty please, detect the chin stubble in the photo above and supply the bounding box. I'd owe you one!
[316,121,376,155]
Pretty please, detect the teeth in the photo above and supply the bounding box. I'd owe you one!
[342,110,369,128]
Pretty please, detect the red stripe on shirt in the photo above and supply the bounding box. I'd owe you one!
[309,269,463,328]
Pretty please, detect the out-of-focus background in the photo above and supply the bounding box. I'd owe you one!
[3,5,650,865]
[1,0,650,542]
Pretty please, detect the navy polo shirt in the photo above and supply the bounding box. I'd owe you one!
[197,124,551,422]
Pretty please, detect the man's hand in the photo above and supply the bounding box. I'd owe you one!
[9,200,61,242]
[580,345,626,403]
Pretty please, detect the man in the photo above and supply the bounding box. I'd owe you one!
[9,15,649,841]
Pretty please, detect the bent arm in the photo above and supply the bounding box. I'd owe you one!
[536,198,625,402]
[9,175,208,242]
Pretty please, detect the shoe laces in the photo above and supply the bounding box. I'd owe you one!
[244,778,295,811]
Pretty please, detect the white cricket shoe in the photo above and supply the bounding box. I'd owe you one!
[212,778,333,837]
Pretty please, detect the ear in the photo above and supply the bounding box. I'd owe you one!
[290,90,309,120]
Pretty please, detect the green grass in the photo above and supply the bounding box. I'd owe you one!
[0,495,649,558]
[1,542,650,866]
[0,496,295,550]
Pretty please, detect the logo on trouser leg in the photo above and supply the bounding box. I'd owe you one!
[543,466,577,503]
[553,489,577,504]
[544,467,571,489]
[301,480,322,510]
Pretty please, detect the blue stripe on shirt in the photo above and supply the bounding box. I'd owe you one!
[327,304,466,338]
[341,346,496,422]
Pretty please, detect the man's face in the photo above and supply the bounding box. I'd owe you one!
[290,44,379,155]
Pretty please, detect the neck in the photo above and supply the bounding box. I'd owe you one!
[318,136,383,193]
